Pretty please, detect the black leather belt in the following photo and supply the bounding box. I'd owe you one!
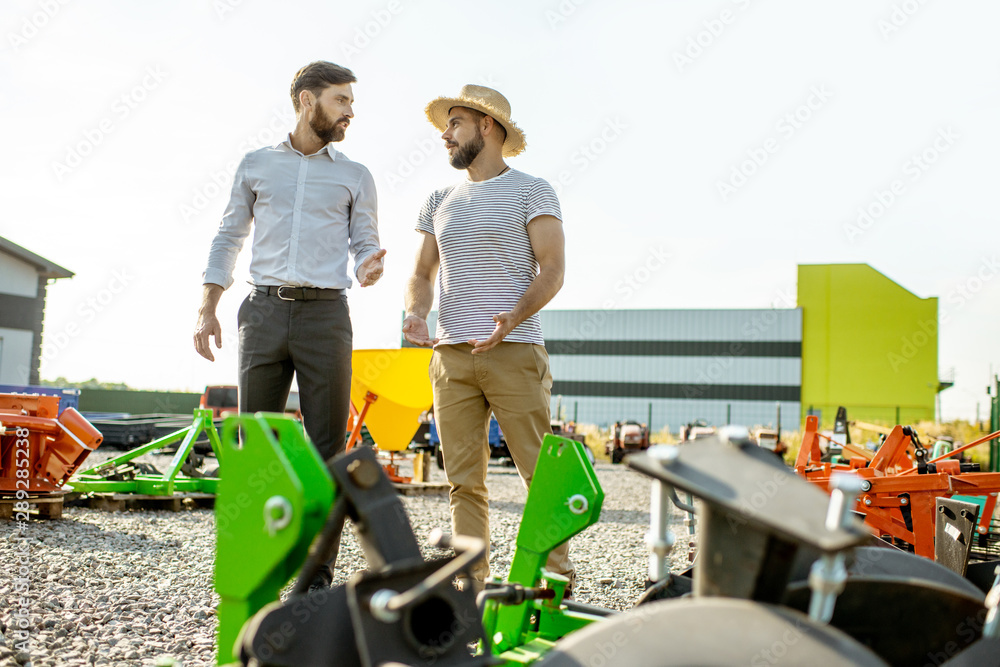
[255,285,345,301]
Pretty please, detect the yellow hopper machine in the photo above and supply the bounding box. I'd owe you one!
[346,348,433,482]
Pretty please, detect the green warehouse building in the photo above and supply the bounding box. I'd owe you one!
[798,264,947,426]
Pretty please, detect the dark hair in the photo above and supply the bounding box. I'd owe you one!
[290,61,356,113]
[462,107,507,143]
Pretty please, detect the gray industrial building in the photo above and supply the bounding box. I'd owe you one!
[405,308,803,434]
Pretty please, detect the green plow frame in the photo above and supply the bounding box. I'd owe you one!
[69,409,223,495]
[208,425,606,665]
[214,413,334,665]
[483,433,606,663]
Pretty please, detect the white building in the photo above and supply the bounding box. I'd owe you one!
[0,237,73,385]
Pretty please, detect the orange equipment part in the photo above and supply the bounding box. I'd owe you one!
[0,393,103,495]
[794,417,1000,559]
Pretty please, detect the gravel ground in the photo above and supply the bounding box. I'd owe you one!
[1,448,696,667]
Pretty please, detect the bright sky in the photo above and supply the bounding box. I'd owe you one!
[2,0,997,422]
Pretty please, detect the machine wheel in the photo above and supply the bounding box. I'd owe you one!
[786,546,985,601]
[536,598,887,666]
[611,448,624,464]
[783,576,986,666]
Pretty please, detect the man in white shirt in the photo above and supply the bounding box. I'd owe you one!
[402,85,572,592]
[194,61,385,464]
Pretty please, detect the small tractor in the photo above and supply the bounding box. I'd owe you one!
[605,419,651,463]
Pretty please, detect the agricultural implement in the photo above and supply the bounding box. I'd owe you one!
[795,414,1000,564]
[68,408,221,495]
[213,413,1000,665]
[345,348,434,483]
[0,392,102,495]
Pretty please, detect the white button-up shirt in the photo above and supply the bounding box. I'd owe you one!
[203,135,380,290]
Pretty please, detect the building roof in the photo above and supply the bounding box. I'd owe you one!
[0,236,74,279]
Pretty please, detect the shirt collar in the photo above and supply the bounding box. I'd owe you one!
[280,133,338,161]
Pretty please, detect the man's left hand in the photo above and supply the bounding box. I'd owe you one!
[358,249,387,287]
[469,312,515,354]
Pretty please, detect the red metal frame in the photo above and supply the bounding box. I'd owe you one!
[795,416,1000,558]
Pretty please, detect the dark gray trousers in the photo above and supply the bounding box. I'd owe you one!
[237,289,352,462]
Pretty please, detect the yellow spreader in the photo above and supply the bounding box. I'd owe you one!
[347,348,434,465]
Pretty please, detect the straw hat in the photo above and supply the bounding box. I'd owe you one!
[425,84,527,158]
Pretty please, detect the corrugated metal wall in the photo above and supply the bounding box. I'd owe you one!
[408,309,803,433]
[541,309,802,433]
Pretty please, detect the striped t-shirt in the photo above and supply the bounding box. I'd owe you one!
[416,169,562,346]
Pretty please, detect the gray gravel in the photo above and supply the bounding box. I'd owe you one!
[0,450,696,667]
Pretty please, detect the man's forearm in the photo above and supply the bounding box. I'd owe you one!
[200,284,224,315]
[404,275,435,320]
[508,266,564,329]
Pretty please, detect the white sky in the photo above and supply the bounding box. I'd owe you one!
[1,0,997,422]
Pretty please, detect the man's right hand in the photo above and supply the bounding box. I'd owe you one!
[194,311,223,361]
[402,315,439,348]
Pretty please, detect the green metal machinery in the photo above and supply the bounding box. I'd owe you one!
[213,414,1000,666]
[69,409,222,495]
[213,413,604,666]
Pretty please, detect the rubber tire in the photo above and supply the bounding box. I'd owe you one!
[611,448,624,464]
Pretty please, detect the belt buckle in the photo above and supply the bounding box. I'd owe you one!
[276,285,298,301]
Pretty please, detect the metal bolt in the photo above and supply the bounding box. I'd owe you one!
[567,494,588,515]
[263,496,293,536]
[860,480,871,492]
[939,505,947,513]
[900,497,908,505]
[347,458,380,489]
[369,588,400,623]
[864,498,872,506]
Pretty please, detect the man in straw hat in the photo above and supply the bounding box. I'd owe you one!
[402,84,572,593]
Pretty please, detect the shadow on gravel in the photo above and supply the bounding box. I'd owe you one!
[487,502,647,527]
[489,500,526,515]
[45,514,192,554]
[596,509,649,526]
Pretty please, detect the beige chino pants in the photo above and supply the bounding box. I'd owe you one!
[429,341,573,583]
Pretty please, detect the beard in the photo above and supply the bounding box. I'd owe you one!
[448,130,485,169]
[310,103,348,143]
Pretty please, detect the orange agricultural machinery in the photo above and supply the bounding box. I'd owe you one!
[0,393,103,495]
[795,414,1000,559]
